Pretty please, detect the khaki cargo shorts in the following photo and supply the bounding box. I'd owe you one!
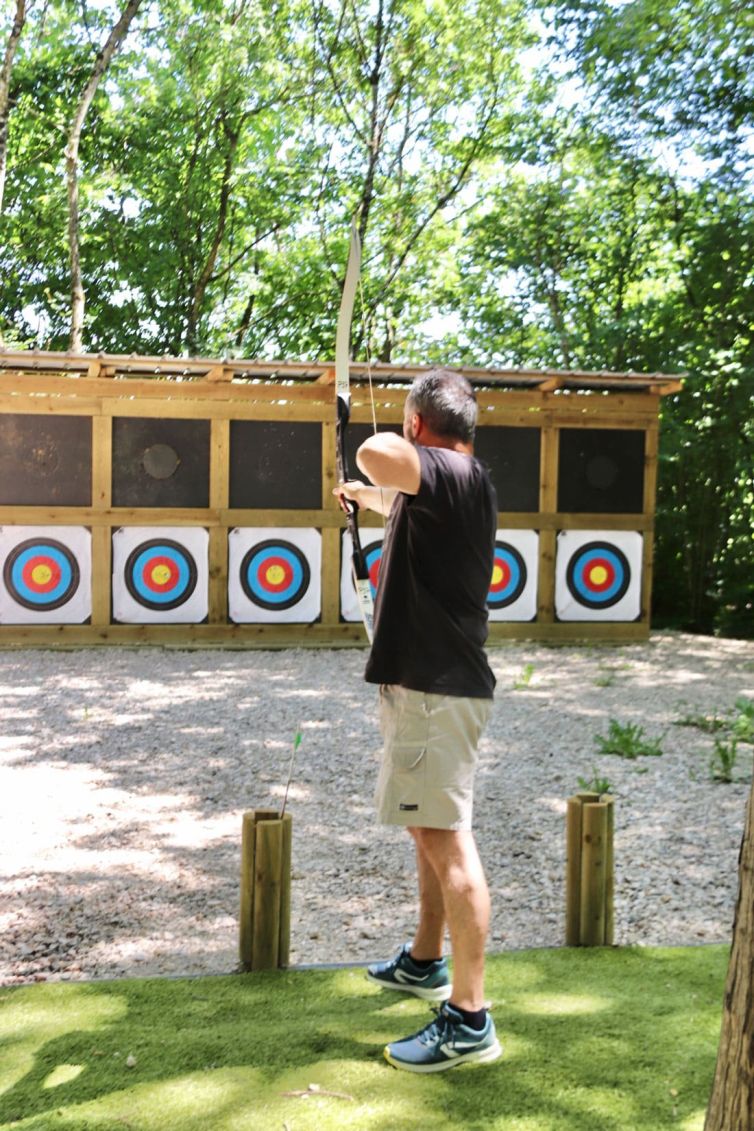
[375,684,492,831]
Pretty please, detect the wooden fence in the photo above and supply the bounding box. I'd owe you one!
[0,350,681,647]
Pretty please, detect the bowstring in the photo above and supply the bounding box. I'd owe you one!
[354,273,386,524]
[357,270,387,524]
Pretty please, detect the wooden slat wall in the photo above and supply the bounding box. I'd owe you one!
[0,363,669,647]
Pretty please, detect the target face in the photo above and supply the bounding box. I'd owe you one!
[489,542,527,609]
[0,527,91,623]
[487,530,538,622]
[228,528,321,623]
[566,542,630,609]
[125,539,198,611]
[340,531,384,622]
[4,538,79,610]
[240,540,310,610]
[112,527,208,623]
[556,531,642,621]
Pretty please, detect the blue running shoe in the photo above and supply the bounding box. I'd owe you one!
[384,1002,502,1073]
[366,942,451,1002]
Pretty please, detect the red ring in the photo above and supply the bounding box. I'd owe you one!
[255,556,294,593]
[140,555,180,593]
[21,556,62,594]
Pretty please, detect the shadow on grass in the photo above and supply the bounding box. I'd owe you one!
[0,946,726,1131]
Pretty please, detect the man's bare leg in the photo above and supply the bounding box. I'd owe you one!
[409,828,446,960]
[411,827,490,1011]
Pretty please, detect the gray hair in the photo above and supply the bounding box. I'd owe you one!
[406,368,477,443]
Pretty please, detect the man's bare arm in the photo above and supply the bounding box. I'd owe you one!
[356,433,421,495]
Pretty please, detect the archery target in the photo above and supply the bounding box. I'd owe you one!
[556,530,642,621]
[0,526,91,623]
[228,528,321,623]
[112,527,208,623]
[487,530,539,621]
[340,530,384,623]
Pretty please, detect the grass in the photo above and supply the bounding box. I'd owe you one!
[0,946,727,1131]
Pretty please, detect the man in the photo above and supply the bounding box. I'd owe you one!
[335,368,501,1073]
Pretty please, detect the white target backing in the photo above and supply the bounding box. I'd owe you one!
[228,528,321,623]
[488,530,539,622]
[556,530,643,621]
[0,526,91,624]
[340,530,384,623]
[112,527,209,623]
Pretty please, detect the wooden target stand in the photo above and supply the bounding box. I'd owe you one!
[0,350,682,648]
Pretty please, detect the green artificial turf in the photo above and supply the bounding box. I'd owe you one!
[0,946,727,1131]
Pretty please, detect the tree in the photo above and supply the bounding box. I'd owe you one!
[65,0,142,351]
[307,0,532,362]
[0,0,27,215]
[705,785,754,1129]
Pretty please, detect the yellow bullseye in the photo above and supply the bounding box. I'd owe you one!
[266,564,286,586]
[588,565,609,586]
[151,564,173,586]
[31,564,53,585]
[491,564,504,586]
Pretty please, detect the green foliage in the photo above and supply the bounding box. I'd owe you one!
[595,719,665,759]
[732,698,754,743]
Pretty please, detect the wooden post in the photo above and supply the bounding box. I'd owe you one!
[566,793,598,944]
[239,808,293,971]
[565,792,599,945]
[580,800,608,946]
[565,793,615,947]
[604,795,615,946]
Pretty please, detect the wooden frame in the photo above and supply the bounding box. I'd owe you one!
[0,351,681,648]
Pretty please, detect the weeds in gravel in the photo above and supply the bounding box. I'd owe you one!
[576,769,613,795]
[675,698,754,774]
[512,662,535,690]
[674,711,727,733]
[709,737,740,783]
[593,663,633,688]
[732,697,754,743]
[595,719,664,759]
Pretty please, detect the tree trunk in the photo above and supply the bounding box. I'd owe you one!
[704,783,754,1130]
[185,115,241,355]
[66,0,142,352]
[0,0,26,216]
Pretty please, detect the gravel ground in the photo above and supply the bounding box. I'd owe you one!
[1,631,753,986]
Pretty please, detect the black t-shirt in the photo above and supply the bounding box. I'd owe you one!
[364,445,497,699]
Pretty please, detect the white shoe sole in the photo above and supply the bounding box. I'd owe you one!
[384,1037,503,1073]
[366,970,452,1002]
